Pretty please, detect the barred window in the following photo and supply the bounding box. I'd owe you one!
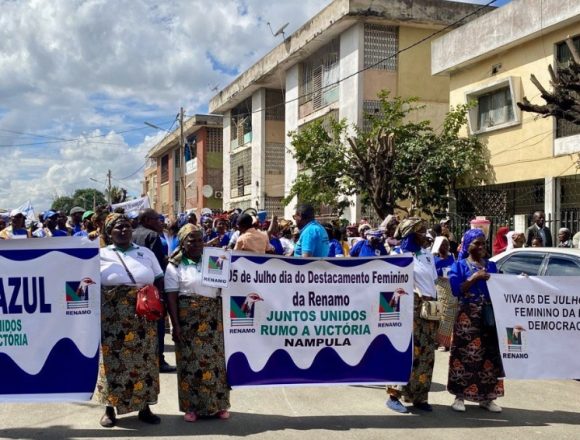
[364,24,398,71]
[207,128,223,153]
[160,154,169,183]
[555,35,580,139]
[299,39,340,113]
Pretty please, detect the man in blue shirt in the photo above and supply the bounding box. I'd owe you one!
[293,204,329,257]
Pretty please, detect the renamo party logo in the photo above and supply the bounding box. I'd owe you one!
[504,325,528,359]
[65,277,95,311]
[379,288,408,322]
[230,293,263,327]
[207,254,227,274]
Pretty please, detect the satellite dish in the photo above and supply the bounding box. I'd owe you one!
[202,185,214,198]
[274,22,289,37]
[267,21,290,39]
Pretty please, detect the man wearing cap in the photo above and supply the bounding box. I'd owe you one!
[33,211,68,237]
[73,210,95,238]
[0,209,30,239]
[69,206,85,235]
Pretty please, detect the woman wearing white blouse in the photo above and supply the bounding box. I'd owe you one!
[165,224,230,423]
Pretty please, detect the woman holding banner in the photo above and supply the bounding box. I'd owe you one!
[96,213,164,427]
[447,229,503,413]
[386,217,438,414]
[165,224,230,423]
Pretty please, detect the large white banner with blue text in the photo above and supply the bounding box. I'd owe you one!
[0,238,100,401]
[222,253,414,387]
[488,274,580,379]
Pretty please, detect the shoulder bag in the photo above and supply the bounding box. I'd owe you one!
[114,250,164,321]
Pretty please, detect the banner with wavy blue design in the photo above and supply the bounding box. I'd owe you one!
[222,253,414,387]
[0,238,100,401]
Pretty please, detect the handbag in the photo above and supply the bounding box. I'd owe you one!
[420,299,442,321]
[114,250,164,321]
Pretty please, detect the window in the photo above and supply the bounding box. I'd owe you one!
[465,77,521,134]
[544,256,580,276]
[555,35,580,139]
[477,87,514,130]
[160,154,169,183]
[364,24,398,70]
[299,39,339,115]
[237,166,245,197]
[231,98,252,149]
[497,253,545,275]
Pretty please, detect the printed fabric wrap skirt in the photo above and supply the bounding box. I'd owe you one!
[436,277,458,348]
[176,295,230,416]
[95,285,160,414]
[447,301,505,402]
[387,294,438,403]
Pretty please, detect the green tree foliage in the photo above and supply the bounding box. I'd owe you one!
[107,186,127,204]
[285,92,492,218]
[52,188,107,212]
[51,196,75,213]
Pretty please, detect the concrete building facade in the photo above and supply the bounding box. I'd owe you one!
[143,114,223,218]
[209,0,488,222]
[432,0,580,238]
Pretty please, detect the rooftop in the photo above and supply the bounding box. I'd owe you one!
[209,0,492,114]
[432,0,580,75]
[146,114,222,158]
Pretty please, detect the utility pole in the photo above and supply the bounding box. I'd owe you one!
[107,169,112,205]
[179,107,186,213]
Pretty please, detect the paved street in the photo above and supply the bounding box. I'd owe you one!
[1,336,579,440]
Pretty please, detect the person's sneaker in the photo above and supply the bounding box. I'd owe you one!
[413,401,433,412]
[479,400,502,413]
[216,410,231,420]
[159,361,176,373]
[184,412,197,423]
[451,398,466,412]
[386,398,409,414]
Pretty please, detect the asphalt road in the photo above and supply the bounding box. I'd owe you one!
[1,336,579,440]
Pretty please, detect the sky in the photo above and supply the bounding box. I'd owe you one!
[0,0,510,212]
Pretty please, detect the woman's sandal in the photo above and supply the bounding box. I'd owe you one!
[216,410,230,420]
[184,412,198,423]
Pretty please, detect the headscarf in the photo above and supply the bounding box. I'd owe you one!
[379,214,395,231]
[492,226,509,256]
[169,224,202,266]
[104,213,128,238]
[365,229,383,239]
[394,217,424,253]
[459,228,485,260]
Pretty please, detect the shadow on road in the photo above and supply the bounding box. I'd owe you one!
[1,406,580,439]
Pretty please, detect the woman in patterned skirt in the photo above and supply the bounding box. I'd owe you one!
[447,228,504,413]
[432,236,456,350]
[96,213,164,427]
[165,224,230,422]
[386,218,438,413]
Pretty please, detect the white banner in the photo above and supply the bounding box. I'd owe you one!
[111,196,150,213]
[488,274,580,379]
[222,253,414,387]
[0,238,101,401]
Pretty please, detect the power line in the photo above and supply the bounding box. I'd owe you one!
[220,0,498,120]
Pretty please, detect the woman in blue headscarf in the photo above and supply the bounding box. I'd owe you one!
[447,228,503,414]
[386,217,438,414]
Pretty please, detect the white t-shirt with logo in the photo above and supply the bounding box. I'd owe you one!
[413,250,438,298]
[100,244,163,287]
[165,258,219,298]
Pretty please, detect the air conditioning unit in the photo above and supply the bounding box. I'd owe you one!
[215,191,223,199]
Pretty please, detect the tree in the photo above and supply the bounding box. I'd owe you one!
[72,188,107,210]
[51,196,75,213]
[284,92,492,218]
[517,37,580,125]
[107,186,128,204]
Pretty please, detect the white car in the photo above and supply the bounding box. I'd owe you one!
[489,247,580,276]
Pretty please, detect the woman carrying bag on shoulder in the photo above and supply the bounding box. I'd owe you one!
[96,213,165,428]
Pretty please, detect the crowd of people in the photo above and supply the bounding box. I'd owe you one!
[0,203,576,426]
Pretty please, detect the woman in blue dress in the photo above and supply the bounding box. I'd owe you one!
[447,229,504,413]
